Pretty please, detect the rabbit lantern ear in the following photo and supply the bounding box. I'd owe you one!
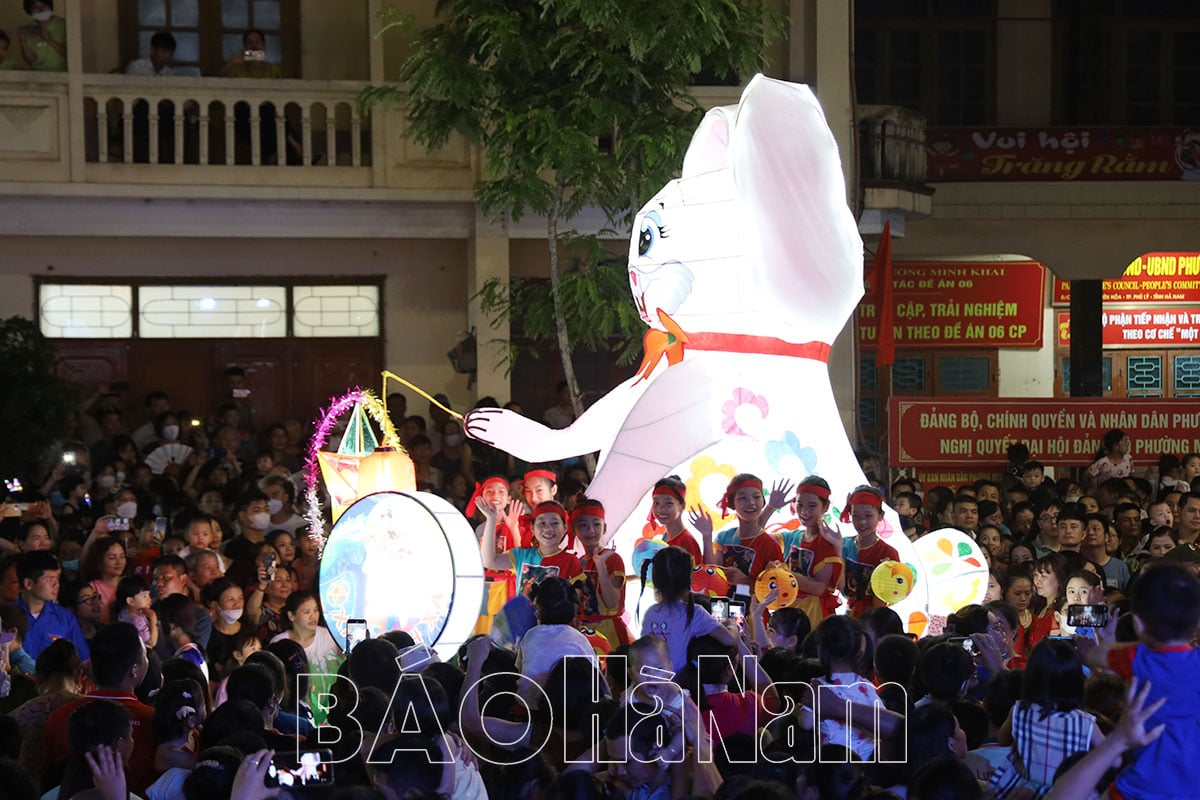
[681,106,735,178]
[725,76,865,345]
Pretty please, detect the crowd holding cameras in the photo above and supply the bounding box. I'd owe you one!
[0,370,1198,800]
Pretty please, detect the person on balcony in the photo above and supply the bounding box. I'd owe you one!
[125,31,176,77]
[222,30,303,165]
[17,0,66,72]
[221,28,282,80]
[0,30,24,70]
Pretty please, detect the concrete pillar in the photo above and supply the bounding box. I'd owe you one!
[996,0,1053,124]
[468,211,511,404]
[1069,280,1104,397]
[367,0,386,83]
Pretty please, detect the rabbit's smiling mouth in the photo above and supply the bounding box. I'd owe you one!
[635,292,649,322]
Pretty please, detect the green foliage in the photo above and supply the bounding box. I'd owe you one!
[366,0,778,380]
[476,237,647,369]
[0,317,77,482]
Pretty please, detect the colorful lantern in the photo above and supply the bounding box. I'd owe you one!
[754,561,799,610]
[691,564,729,597]
[870,560,916,606]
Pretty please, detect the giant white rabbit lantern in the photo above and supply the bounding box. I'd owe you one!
[465,76,984,634]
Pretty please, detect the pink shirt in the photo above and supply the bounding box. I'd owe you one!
[90,579,118,624]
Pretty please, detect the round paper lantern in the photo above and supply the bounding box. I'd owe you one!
[912,528,989,618]
[631,538,667,584]
[754,561,799,610]
[692,564,729,597]
[318,491,484,661]
[870,560,916,606]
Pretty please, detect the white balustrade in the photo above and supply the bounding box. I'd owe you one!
[79,75,372,172]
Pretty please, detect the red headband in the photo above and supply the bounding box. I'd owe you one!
[572,500,606,528]
[849,490,883,508]
[797,483,831,501]
[653,484,686,504]
[718,477,764,517]
[523,469,557,486]
[839,490,883,522]
[647,484,687,524]
[532,501,569,527]
[465,476,510,518]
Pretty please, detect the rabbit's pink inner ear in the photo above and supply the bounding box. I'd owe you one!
[681,107,733,178]
[728,77,865,333]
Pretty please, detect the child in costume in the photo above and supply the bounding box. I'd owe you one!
[572,498,631,648]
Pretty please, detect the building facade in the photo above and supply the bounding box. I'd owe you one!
[1,0,1198,471]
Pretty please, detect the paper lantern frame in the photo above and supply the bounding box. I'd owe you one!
[303,388,397,553]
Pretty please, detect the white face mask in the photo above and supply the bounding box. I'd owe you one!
[97,475,116,489]
[219,607,244,624]
[117,501,138,519]
[1065,495,1081,503]
[249,512,270,531]
[162,425,180,441]
[267,498,284,516]
[32,11,52,22]
[115,471,127,483]
[444,433,464,448]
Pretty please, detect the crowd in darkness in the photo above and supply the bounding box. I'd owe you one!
[0,363,1196,800]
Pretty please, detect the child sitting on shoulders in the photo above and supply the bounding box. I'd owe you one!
[1082,561,1200,800]
[114,574,158,648]
[639,546,735,674]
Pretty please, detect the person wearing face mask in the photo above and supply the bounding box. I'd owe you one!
[17,0,65,72]
[94,466,118,495]
[431,419,474,488]
[222,490,272,569]
[258,475,304,534]
[130,391,170,452]
[201,578,244,680]
[143,411,183,456]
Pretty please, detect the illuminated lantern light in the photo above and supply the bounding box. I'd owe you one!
[357,447,417,497]
[319,491,484,661]
[912,528,988,618]
[754,562,799,610]
[692,564,729,597]
[870,560,916,606]
[631,538,667,584]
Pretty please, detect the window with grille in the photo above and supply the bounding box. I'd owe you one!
[855,0,996,124]
[119,0,300,78]
[37,280,380,340]
[1052,1,1200,124]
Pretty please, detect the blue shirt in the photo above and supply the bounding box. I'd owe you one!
[16,596,90,662]
[10,646,36,676]
[1109,644,1200,800]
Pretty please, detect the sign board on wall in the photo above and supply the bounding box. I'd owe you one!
[1056,309,1200,349]
[911,469,999,487]
[926,127,1200,182]
[859,261,1046,349]
[1053,253,1200,305]
[890,398,1200,467]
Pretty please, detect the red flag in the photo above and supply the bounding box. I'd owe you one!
[871,222,895,367]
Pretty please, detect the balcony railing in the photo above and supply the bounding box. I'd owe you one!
[84,75,369,167]
[858,105,928,186]
[0,71,477,193]
[0,75,742,196]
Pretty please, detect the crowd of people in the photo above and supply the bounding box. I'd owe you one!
[0,370,1196,800]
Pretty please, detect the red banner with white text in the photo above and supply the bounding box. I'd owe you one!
[859,261,1045,349]
[927,126,1200,182]
[890,398,1200,467]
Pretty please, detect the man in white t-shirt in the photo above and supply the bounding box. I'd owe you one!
[124,31,176,77]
